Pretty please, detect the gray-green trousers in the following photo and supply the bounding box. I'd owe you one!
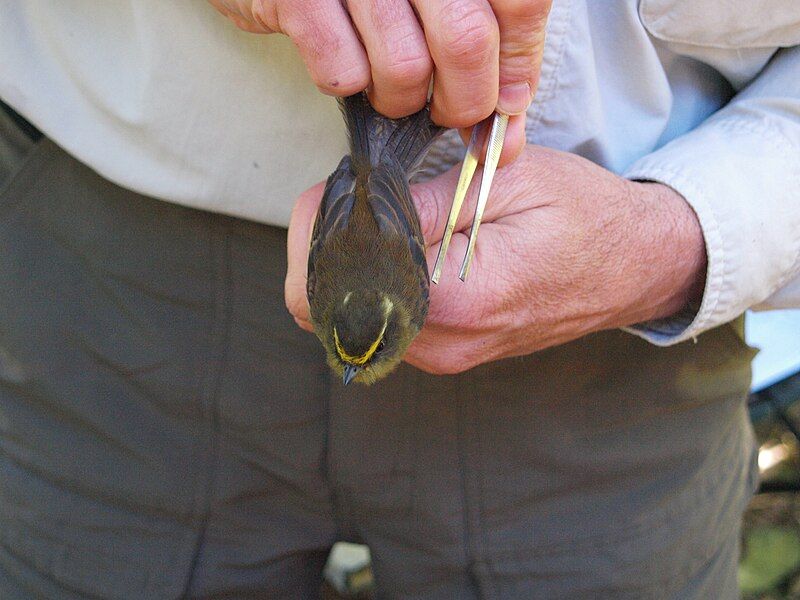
[0,106,758,599]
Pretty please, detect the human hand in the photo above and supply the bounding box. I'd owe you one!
[208,0,552,163]
[286,146,707,374]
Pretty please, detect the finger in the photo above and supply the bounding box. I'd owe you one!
[498,113,527,164]
[271,0,371,96]
[209,1,274,33]
[488,0,552,114]
[412,145,537,244]
[412,0,499,128]
[457,111,526,167]
[285,181,326,325]
[294,316,315,333]
[346,0,433,118]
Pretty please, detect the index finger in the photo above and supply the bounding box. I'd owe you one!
[413,0,500,128]
[285,182,326,327]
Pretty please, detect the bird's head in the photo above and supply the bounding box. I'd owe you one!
[322,289,417,385]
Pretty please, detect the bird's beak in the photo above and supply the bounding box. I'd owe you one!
[343,364,361,385]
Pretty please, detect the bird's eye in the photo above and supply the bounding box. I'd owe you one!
[377,340,385,352]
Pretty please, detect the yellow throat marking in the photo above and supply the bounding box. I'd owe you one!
[333,296,394,366]
[333,321,387,366]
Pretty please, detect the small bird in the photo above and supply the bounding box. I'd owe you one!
[307,93,444,385]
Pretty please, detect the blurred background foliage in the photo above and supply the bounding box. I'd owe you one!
[742,372,800,599]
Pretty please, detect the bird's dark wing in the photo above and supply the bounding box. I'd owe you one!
[367,155,430,323]
[307,156,357,305]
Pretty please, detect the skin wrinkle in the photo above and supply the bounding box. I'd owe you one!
[376,45,431,86]
[423,0,499,126]
[252,0,279,31]
[296,144,652,372]
[363,4,426,64]
[211,0,550,160]
[435,0,499,72]
[352,0,432,115]
[412,169,459,243]
[415,155,701,373]
[279,1,369,94]
[491,0,551,89]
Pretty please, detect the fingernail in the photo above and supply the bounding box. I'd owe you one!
[497,82,532,116]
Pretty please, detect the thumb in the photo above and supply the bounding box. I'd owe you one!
[457,110,527,168]
[285,181,326,330]
[490,0,551,116]
[481,0,552,164]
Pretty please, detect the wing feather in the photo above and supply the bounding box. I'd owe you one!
[366,155,429,326]
[307,156,357,305]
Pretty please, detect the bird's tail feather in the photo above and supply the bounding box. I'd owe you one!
[340,93,444,175]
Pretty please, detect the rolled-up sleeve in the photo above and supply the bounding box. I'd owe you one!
[622,45,800,345]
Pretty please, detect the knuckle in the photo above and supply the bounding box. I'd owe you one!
[382,51,433,87]
[250,0,279,31]
[438,2,498,67]
[229,15,264,33]
[280,12,323,55]
[281,12,370,94]
[442,102,493,128]
[494,0,552,20]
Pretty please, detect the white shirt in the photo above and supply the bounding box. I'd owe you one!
[2,0,799,346]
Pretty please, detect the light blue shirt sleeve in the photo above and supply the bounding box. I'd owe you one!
[622,46,800,345]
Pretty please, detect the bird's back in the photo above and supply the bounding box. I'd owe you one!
[307,93,444,324]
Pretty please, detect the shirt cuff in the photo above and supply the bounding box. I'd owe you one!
[621,116,800,346]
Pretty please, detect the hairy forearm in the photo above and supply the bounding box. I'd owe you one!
[617,181,707,326]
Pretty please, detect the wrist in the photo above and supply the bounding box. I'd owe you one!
[618,180,707,325]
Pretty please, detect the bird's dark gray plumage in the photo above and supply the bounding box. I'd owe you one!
[307,93,444,384]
